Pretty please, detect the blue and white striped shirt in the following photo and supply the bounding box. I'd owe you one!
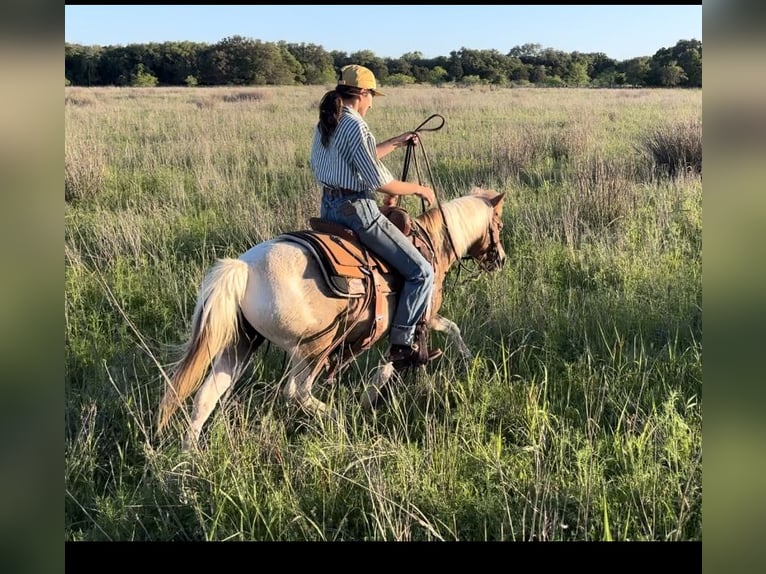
[310,106,394,193]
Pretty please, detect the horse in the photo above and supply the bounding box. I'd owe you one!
[156,187,506,449]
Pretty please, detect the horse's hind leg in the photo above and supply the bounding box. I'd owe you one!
[184,336,257,451]
[282,355,336,420]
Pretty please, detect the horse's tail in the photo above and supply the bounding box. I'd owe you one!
[157,257,250,435]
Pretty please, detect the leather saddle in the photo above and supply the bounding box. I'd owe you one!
[280,206,423,298]
[278,206,433,353]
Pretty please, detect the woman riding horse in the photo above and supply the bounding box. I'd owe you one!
[157,187,506,449]
[310,64,442,370]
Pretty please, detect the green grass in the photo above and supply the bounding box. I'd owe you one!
[65,85,701,541]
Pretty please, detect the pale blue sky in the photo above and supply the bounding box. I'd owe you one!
[64,5,702,62]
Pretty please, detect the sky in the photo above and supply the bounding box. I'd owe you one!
[64,5,702,62]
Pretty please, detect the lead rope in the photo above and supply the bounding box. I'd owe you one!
[400,114,469,287]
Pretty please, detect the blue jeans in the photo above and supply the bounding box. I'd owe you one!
[320,192,434,346]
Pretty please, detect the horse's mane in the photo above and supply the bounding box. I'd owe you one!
[417,188,498,258]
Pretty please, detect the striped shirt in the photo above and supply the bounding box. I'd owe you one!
[310,106,394,193]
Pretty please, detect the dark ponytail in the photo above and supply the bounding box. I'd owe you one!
[317,85,363,147]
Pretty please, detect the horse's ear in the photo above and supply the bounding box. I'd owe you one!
[489,193,506,208]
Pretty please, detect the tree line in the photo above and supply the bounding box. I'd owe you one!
[65,36,702,89]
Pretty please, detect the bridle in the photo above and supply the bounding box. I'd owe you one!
[465,203,505,274]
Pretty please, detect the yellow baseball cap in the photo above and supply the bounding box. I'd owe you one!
[338,64,385,96]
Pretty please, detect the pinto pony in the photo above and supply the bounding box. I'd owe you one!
[157,187,506,448]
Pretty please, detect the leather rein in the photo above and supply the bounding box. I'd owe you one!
[399,114,489,286]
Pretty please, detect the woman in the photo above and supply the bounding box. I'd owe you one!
[309,64,441,369]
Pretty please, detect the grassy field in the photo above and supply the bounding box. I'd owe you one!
[65,84,701,541]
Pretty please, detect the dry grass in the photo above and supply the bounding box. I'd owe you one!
[65,138,107,203]
[640,117,702,177]
[65,84,701,542]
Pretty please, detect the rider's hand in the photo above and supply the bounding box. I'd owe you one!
[418,185,436,206]
[382,194,397,208]
[396,132,419,148]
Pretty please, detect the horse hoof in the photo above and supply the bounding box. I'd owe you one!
[181,436,201,453]
[362,387,382,409]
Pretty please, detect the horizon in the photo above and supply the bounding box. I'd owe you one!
[65,5,702,62]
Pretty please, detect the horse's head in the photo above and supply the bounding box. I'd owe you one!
[465,188,507,272]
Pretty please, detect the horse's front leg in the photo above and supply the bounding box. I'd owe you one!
[429,313,473,361]
[361,359,396,409]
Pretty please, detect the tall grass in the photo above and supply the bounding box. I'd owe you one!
[65,85,701,541]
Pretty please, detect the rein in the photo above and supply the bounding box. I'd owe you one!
[401,114,444,211]
[399,114,472,287]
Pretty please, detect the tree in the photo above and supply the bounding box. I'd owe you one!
[212,35,261,85]
[410,65,433,83]
[659,62,687,87]
[585,52,617,78]
[566,61,590,86]
[97,45,144,86]
[385,56,412,77]
[539,48,570,79]
[681,49,702,87]
[63,36,701,89]
[451,47,513,84]
[428,66,448,85]
[385,73,416,86]
[648,42,697,87]
[508,43,543,61]
[509,62,530,82]
[198,46,231,85]
[65,43,103,86]
[130,63,158,87]
[448,51,464,81]
[275,42,304,85]
[199,36,301,85]
[401,51,423,62]
[283,42,335,85]
[460,74,482,87]
[152,41,205,85]
[348,50,388,83]
[330,50,351,72]
[592,70,616,88]
[674,39,702,87]
[530,65,547,84]
[623,57,650,86]
[544,75,566,88]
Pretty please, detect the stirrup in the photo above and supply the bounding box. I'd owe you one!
[387,343,442,369]
[413,319,441,366]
